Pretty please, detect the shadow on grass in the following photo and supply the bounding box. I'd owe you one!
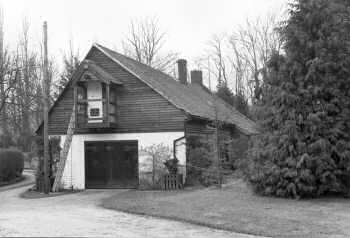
[0,176,25,187]
[20,188,81,199]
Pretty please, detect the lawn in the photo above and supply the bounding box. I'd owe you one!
[102,179,350,238]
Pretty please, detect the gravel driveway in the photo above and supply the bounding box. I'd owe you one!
[0,172,262,238]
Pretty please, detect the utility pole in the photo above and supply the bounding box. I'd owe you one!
[208,55,221,187]
[208,56,212,91]
[213,96,221,188]
[0,7,6,143]
[210,88,221,188]
[43,21,50,194]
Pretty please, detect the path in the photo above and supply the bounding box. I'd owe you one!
[0,173,264,237]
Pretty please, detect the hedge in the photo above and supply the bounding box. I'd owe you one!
[0,149,24,182]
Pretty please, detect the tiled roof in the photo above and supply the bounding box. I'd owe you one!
[95,44,259,135]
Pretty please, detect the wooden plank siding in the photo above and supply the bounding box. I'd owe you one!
[185,120,235,141]
[47,87,75,135]
[43,47,187,135]
[184,119,238,174]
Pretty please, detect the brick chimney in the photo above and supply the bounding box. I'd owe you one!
[191,70,203,86]
[177,59,187,85]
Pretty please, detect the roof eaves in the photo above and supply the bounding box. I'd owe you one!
[188,113,257,136]
[189,84,258,135]
[83,59,123,85]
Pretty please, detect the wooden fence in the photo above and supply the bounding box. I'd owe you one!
[161,174,183,190]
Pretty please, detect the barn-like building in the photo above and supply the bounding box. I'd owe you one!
[37,43,258,190]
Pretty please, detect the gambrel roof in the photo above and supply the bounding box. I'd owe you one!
[94,44,259,135]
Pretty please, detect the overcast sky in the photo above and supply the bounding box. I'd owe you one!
[1,0,287,66]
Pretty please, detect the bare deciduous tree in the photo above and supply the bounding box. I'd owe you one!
[196,12,283,106]
[122,17,178,74]
[209,34,230,86]
[1,17,57,150]
[17,18,41,150]
[232,13,283,103]
[141,144,172,188]
[229,37,248,96]
[54,39,80,99]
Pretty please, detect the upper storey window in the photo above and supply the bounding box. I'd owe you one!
[74,60,122,129]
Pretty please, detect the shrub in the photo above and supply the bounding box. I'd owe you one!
[34,136,62,191]
[186,136,213,186]
[164,158,179,175]
[234,136,254,175]
[0,149,24,182]
[221,133,250,171]
[140,144,172,189]
[0,134,15,148]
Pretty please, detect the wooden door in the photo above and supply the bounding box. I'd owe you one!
[85,141,138,188]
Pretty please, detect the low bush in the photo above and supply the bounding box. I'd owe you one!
[164,158,179,175]
[229,134,249,170]
[140,144,172,189]
[0,149,24,182]
[0,134,15,148]
[34,136,61,191]
[186,136,213,186]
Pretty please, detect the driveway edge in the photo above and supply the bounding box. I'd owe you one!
[101,205,267,238]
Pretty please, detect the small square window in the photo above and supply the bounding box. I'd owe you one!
[90,108,100,117]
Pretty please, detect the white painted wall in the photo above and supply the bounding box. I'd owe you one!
[58,132,185,189]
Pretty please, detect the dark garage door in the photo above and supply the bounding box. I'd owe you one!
[85,141,138,188]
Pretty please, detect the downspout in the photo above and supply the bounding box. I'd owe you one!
[173,136,186,160]
[173,136,186,184]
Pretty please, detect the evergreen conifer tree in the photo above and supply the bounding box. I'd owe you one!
[216,82,249,116]
[248,0,350,198]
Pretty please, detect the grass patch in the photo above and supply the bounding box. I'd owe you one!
[102,179,350,238]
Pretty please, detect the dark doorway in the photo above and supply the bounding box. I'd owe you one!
[85,141,138,188]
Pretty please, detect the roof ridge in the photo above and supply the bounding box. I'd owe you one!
[94,43,177,81]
